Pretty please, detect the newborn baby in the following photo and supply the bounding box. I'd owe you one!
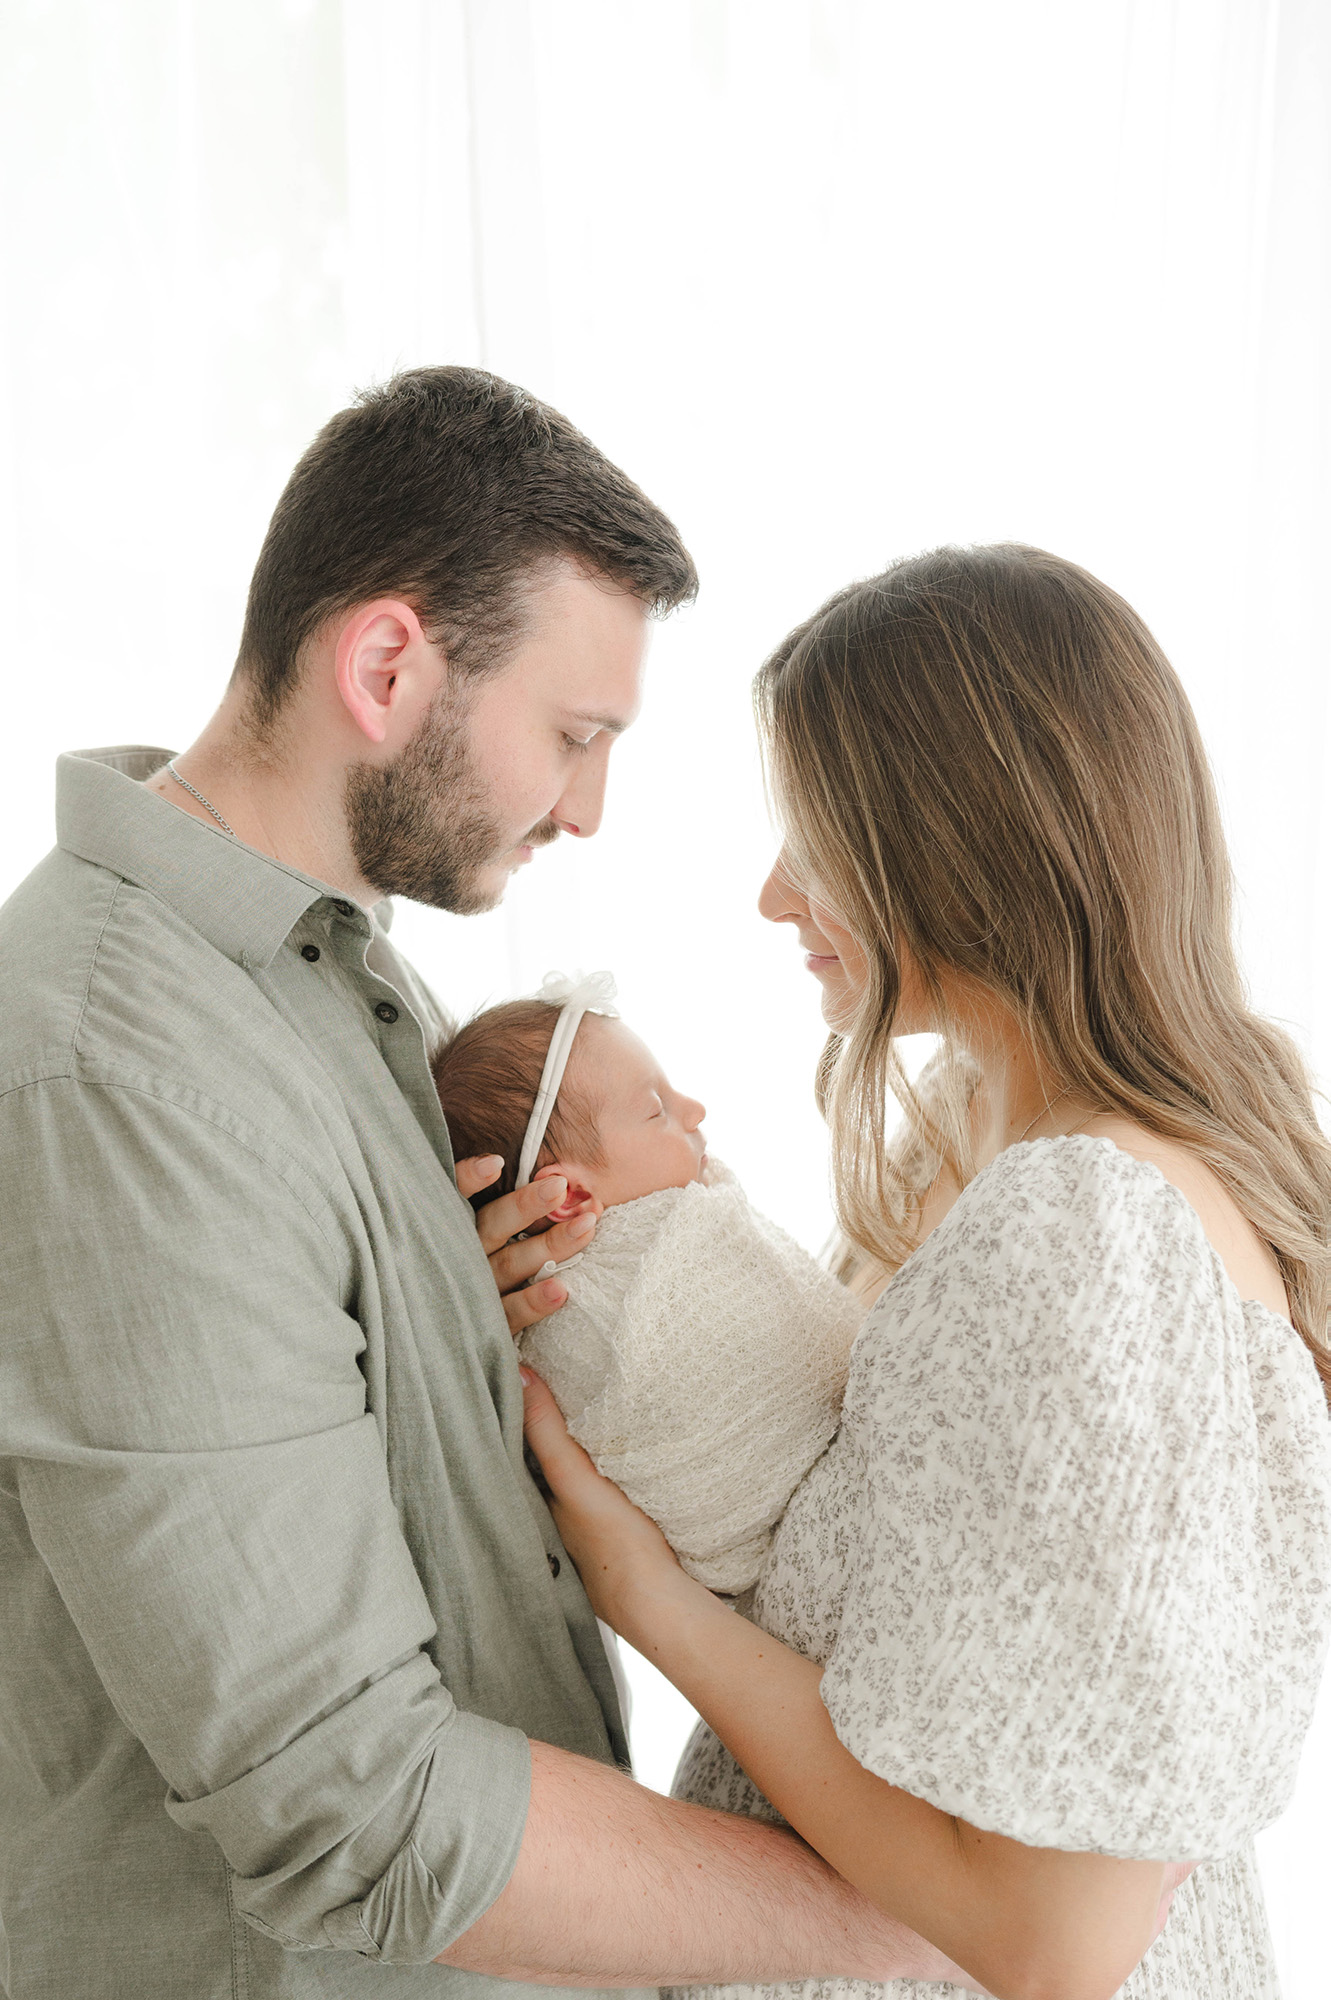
[433,974,862,1594]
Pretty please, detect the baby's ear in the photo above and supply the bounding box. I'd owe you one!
[532,1161,603,1220]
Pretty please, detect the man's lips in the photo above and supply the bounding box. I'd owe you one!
[511,821,561,866]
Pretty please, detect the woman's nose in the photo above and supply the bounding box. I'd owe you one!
[758,852,807,924]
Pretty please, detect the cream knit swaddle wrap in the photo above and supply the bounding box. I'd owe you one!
[519,1162,864,1593]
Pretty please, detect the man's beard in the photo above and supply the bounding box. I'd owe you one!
[344,686,554,915]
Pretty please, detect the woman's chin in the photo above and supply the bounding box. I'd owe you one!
[814,978,854,1032]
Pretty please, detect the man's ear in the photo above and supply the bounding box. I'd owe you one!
[334,597,440,746]
[532,1162,604,1221]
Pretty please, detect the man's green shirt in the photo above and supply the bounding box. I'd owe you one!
[0,748,629,1997]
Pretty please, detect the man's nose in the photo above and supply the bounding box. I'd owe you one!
[554,744,612,839]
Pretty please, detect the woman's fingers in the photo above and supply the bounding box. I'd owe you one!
[522,1370,681,1545]
[521,1370,686,1633]
[520,1369,597,1499]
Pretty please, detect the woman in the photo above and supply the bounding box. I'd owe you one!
[522,545,1331,2000]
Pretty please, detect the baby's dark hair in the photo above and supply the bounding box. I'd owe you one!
[432,999,606,1210]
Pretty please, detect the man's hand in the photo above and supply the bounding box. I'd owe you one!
[454,1158,597,1337]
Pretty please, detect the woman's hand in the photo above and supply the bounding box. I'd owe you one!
[454,1157,597,1337]
[521,1369,695,1640]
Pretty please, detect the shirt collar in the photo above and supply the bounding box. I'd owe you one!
[55,746,376,970]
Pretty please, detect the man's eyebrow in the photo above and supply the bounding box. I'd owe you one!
[567,710,630,736]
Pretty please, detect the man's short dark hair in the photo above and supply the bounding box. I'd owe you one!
[234,365,698,725]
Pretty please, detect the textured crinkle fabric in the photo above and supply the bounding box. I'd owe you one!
[519,1162,864,1593]
[672,1137,1331,2000]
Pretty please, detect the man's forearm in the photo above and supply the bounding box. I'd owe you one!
[436,1739,981,1988]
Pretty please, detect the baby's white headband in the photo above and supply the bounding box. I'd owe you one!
[515,969,619,1189]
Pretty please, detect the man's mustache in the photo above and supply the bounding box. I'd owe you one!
[524,819,560,850]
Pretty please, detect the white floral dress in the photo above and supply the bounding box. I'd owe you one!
[673,1137,1331,1998]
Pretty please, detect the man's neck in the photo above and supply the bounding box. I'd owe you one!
[144,705,378,907]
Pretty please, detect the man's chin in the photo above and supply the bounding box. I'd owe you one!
[379,848,534,918]
[443,871,509,917]
[469,838,551,909]
[386,869,507,919]
[451,854,523,916]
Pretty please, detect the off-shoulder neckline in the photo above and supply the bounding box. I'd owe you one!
[956,1132,1295,1332]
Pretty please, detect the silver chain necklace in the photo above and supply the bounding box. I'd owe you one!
[165,760,236,838]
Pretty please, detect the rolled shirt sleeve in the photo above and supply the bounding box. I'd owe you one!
[4,1071,531,1959]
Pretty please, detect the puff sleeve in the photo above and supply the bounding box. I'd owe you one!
[819,1137,1331,1859]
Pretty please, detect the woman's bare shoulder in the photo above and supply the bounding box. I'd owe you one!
[1072,1113,1290,1320]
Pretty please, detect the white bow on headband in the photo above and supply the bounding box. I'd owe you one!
[515,970,619,1188]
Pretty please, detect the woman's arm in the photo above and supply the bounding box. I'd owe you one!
[522,1373,1169,2000]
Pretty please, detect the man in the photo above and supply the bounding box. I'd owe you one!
[0,367,962,1996]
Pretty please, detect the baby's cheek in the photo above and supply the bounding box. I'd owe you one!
[606,1133,692,1205]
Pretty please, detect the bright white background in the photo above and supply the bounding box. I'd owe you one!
[2,2,1329,1990]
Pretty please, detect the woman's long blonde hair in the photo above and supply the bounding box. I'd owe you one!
[758,543,1331,1399]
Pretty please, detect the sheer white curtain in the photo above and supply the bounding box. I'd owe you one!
[2,1,1328,1987]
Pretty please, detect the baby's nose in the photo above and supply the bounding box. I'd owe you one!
[687,1098,707,1129]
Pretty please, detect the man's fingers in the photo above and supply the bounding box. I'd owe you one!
[475,1178,568,1256]
[453,1155,504,1202]
[490,1214,596,1297]
[503,1278,568,1338]
[544,1213,597,1262]
[463,1168,596,1335]
[490,1233,561,1296]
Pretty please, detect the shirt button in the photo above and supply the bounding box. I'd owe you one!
[300,944,321,962]
[332,900,355,918]
[547,1552,561,1579]
[374,1001,399,1024]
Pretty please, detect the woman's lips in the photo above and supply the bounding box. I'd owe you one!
[805,952,840,973]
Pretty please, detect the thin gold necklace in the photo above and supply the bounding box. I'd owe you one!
[1014,1085,1075,1146]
